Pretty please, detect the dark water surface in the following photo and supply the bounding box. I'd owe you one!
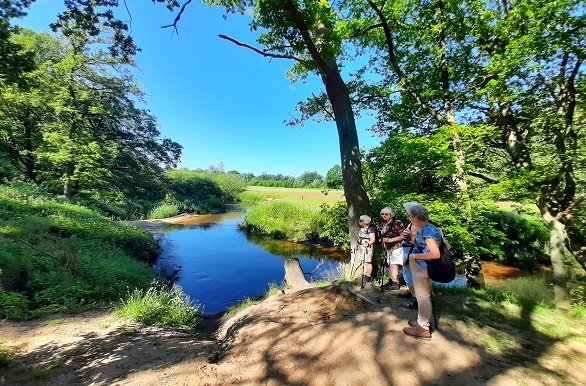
[153,208,346,315]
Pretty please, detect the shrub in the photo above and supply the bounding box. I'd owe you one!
[116,281,202,330]
[148,203,180,219]
[482,210,549,266]
[319,202,350,248]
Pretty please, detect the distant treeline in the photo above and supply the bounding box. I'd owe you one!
[204,165,344,189]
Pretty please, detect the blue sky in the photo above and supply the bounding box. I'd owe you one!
[17,0,382,177]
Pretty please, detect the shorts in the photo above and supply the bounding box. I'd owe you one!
[357,245,373,263]
[387,247,403,265]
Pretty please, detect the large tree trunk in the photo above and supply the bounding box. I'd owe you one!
[283,0,370,269]
[322,68,370,251]
[541,208,571,310]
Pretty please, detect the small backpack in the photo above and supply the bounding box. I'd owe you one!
[368,224,382,245]
[427,238,456,283]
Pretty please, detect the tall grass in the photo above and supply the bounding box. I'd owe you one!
[0,183,157,319]
[241,201,324,241]
[148,203,180,219]
[116,281,202,330]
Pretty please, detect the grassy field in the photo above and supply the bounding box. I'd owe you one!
[244,186,345,203]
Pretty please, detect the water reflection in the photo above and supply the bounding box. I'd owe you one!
[153,209,345,315]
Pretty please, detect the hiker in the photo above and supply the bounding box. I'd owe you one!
[355,214,377,283]
[379,207,405,290]
[400,202,419,309]
[402,203,442,340]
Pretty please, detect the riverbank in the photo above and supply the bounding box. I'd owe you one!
[1,283,585,385]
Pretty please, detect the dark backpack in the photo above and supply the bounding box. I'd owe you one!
[369,224,382,245]
[427,238,456,283]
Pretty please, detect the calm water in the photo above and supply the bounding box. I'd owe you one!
[153,208,345,315]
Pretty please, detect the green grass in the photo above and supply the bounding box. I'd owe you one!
[115,281,202,331]
[0,183,158,320]
[241,201,325,241]
[488,275,554,304]
[148,203,180,219]
[434,286,586,354]
[0,342,14,367]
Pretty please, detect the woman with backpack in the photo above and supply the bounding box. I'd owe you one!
[402,203,443,340]
[355,214,377,283]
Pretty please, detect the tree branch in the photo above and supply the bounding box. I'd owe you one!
[349,22,383,39]
[468,171,497,184]
[218,34,305,62]
[556,193,586,221]
[366,0,446,124]
[312,92,335,121]
[161,0,193,34]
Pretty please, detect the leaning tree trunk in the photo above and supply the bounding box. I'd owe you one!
[541,209,571,310]
[283,0,370,279]
[321,68,370,278]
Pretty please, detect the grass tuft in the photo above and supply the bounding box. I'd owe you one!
[115,281,202,331]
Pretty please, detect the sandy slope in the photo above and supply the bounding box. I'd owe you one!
[2,284,585,386]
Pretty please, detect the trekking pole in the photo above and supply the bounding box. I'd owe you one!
[431,290,438,331]
[360,246,366,289]
[349,247,356,281]
[380,248,386,293]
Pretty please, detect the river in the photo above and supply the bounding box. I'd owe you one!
[152,207,346,315]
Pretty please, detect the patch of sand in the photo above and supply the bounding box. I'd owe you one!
[1,285,584,385]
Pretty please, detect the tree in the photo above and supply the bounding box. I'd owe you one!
[199,0,371,254]
[345,0,584,306]
[325,164,342,189]
[469,0,585,309]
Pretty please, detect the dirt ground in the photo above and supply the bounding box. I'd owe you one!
[2,284,585,386]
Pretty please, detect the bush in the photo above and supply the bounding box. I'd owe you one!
[319,202,350,248]
[116,281,202,330]
[148,203,180,219]
[482,210,549,267]
[0,342,15,367]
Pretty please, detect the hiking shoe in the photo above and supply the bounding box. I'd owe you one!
[408,319,418,327]
[401,298,418,310]
[383,281,400,290]
[403,325,431,340]
[400,292,413,299]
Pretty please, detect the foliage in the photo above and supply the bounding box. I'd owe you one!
[482,209,550,267]
[319,202,350,249]
[116,281,202,331]
[0,182,157,319]
[325,165,343,189]
[148,203,180,219]
[241,201,324,241]
[0,27,181,207]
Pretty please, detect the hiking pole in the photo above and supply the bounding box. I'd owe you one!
[360,246,366,289]
[379,249,388,293]
[431,290,438,331]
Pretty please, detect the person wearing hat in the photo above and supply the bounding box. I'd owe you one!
[379,207,405,290]
[355,214,377,283]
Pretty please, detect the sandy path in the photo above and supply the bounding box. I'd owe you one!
[2,285,584,385]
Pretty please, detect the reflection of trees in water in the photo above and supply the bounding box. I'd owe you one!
[244,231,347,261]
